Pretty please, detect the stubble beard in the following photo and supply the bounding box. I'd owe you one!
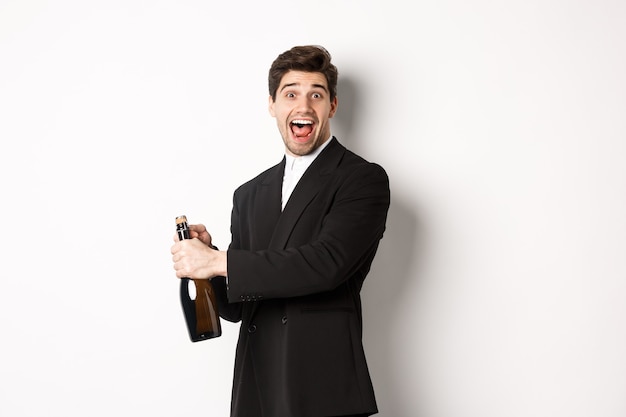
[283,127,323,157]
[286,140,318,157]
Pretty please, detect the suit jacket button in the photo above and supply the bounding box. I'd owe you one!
[281,316,288,325]
[248,324,257,333]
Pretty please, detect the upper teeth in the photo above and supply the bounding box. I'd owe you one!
[292,120,312,125]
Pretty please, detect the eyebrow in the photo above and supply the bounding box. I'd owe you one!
[280,82,329,93]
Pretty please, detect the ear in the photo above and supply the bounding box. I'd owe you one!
[328,96,338,118]
[268,95,276,117]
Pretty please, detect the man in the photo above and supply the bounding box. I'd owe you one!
[171,45,390,417]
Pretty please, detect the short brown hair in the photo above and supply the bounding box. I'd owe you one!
[268,45,338,101]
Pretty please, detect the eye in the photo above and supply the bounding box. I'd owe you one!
[312,93,322,99]
[286,92,296,98]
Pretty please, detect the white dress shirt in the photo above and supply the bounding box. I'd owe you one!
[281,137,332,210]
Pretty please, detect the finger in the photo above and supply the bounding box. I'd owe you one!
[189,224,206,233]
[175,267,190,278]
[173,261,186,276]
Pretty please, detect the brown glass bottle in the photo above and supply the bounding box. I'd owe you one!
[176,215,222,342]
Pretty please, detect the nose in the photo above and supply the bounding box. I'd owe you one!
[295,96,313,112]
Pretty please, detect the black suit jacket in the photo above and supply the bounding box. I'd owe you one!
[212,138,390,417]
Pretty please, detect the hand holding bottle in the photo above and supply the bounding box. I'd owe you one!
[171,223,227,280]
[173,215,222,342]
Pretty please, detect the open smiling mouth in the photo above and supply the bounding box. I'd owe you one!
[290,119,314,139]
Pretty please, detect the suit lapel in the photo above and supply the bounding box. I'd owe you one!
[246,139,344,321]
[253,159,284,250]
[269,138,345,250]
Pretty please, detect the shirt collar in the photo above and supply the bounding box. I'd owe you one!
[285,135,333,171]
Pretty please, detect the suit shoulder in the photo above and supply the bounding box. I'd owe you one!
[341,148,388,178]
[233,160,283,195]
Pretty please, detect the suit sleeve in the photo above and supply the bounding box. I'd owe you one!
[226,162,390,303]
[211,196,244,322]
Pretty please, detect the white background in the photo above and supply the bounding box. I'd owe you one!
[1,1,625,416]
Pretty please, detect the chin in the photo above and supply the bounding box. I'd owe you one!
[286,138,312,155]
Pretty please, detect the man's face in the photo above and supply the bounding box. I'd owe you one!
[269,70,338,157]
